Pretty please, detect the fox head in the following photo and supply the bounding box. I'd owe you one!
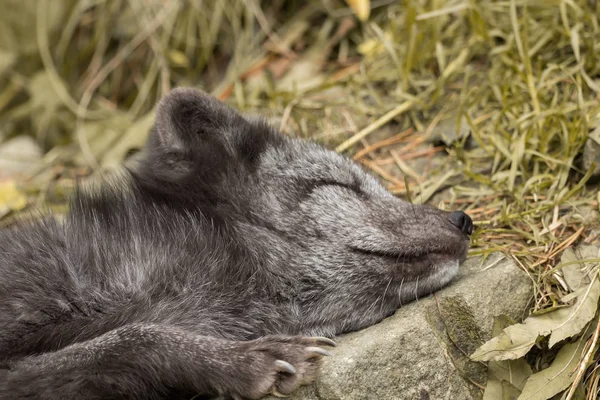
[132,88,472,333]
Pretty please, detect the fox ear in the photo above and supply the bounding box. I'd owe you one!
[149,87,283,169]
[153,87,245,153]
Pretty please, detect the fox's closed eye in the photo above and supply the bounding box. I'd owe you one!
[313,179,360,193]
[299,179,361,200]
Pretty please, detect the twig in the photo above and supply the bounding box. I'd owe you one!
[565,317,600,400]
[336,100,414,153]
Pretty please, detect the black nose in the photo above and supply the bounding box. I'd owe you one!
[449,211,473,236]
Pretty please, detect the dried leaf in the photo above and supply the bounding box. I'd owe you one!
[0,181,28,218]
[0,136,43,178]
[167,50,190,68]
[345,0,370,21]
[471,273,600,361]
[548,273,600,348]
[279,64,325,94]
[73,115,133,166]
[430,112,471,146]
[517,320,596,400]
[0,0,66,54]
[483,315,533,400]
[101,111,155,169]
[357,32,392,57]
[0,49,16,76]
[28,72,64,112]
[561,245,600,292]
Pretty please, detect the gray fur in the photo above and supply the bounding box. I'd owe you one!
[0,88,471,399]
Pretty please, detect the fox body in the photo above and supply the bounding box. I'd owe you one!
[0,89,472,399]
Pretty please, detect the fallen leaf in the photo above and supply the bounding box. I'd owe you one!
[101,111,155,169]
[517,320,596,400]
[28,71,64,111]
[430,112,471,146]
[72,114,133,167]
[483,315,533,400]
[0,136,43,178]
[561,245,600,291]
[471,272,600,361]
[345,0,370,21]
[0,180,28,218]
[548,274,600,348]
[0,49,16,76]
[0,0,66,54]
[167,50,190,68]
[27,71,68,142]
[357,32,393,57]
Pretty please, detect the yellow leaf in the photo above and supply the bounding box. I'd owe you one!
[0,181,27,216]
[345,0,370,21]
[167,50,190,68]
[357,32,392,57]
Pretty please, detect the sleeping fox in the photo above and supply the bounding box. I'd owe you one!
[0,88,472,399]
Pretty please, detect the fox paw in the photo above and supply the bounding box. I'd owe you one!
[222,335,336,399]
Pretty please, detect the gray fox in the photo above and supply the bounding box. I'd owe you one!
[0,88,472,399]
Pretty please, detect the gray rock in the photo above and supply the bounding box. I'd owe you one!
[266,253,532,400]
[0,135,43,179]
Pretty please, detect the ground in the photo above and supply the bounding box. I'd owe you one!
[0,1,599,398]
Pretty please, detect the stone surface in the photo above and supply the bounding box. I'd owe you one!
[265,253,532,400]
[0,136,43,179]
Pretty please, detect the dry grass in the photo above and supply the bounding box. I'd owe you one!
[0,0,599,397]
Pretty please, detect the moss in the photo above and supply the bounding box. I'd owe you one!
[425,295,488,399]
